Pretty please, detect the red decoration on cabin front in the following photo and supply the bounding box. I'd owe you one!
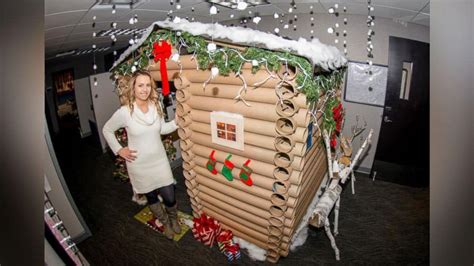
[152,41,172,96]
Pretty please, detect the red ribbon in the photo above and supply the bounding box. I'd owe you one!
[192,213,221,246]
[152,40,172,96]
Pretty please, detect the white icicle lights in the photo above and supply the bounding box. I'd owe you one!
[111,19,347,71]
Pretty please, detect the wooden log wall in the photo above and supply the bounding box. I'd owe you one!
[149,54,328,263]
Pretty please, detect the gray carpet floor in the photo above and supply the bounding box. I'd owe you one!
[53,130,428,265]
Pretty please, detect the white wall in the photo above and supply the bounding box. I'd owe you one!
[89,73,121,152]
[224,14,429,172]
[74,77,95,138]
[44,123,90,241]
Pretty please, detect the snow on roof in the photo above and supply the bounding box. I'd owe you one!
[112,19,347,72]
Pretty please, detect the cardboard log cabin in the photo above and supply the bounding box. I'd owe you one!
[111,20,347,263]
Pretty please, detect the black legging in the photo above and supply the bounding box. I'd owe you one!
[144,184,176,207]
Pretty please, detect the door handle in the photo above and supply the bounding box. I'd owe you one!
[384,116,392,123]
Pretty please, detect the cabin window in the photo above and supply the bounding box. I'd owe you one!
[210,111,244,151]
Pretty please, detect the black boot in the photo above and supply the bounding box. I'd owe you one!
[149,203,174,240]
[165,204,181,234]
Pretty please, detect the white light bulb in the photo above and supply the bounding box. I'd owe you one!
[284,24,289,29]
[237,2,248,10]
[288,7,293,13]
[129,39,135,45]
[176,4,181,10]
[274,28,280,33]
[273,13,279,19]
[252,16,261,24]
[310,5,313,9]
[131,66,137,73]
[112,22,117,28]
[211,66,219,78]
[173,16,181,23]
[230,14,234,18]
[92,44,96,49]
[93,64,97,70]
[207,42,217,52]
[129,18,134,24]
[252,60,258,66]
[113,51,117,55]
[171,53,180,62]
[335,4,339,9]
[112,9,116,14]
[93,16,96,20]
[310,30,314,34]
[94,81,98,86]
[92,32,96,37]
[328,8,335,14]
[311,17,314,21]
[335,39,339,44]
[335,23,339,28]
[327,27,334,34]
[210,5,217,15]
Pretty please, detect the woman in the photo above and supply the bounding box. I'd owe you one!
[103,70,180,240]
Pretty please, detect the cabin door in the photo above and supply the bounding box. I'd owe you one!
[371,36,429,187]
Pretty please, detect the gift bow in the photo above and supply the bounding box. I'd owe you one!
[192,213,221,246]
[152,40,172,96]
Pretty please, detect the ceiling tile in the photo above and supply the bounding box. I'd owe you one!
[45,0,95,15]
[411,13,429,26]
[45,11,88,29]
[45,25,75,40]
[420,2,430,14]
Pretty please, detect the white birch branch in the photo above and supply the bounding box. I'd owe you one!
[340,129,374,184]
[324,217,340,261]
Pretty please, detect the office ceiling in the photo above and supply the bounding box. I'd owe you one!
[45,0,429,60]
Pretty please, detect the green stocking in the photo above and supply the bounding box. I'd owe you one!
[221,154,235,181]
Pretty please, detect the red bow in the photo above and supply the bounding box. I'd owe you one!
[192,213,221,247]
[152,41,172,96]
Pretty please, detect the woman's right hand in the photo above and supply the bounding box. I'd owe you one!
[118,147,137,162]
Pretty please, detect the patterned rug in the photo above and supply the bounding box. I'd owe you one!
[134,206,192,242]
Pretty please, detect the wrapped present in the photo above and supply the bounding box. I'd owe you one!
[192,213,221,247]
[216,229,241,262]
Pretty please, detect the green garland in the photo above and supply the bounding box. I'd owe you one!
[112,29,346,132]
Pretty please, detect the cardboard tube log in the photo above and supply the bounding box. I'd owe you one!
[190,122,306,156]
[178,69,281,88]
[276,63,298,81]
[285,151,327,216]
[183,169,196,180]
[194,165,273,201]
[177,114,192,127]
[219,221,269,250]
[190,132,304,171]
[276,98,300,118]
[173,75,191,90]
[282,158,328,234]
[186,95,311,127]
[198,191,270,228]
[176,103,192,116]
[190,109,308,142]
[186,82,307,108]
[191,144,303,185]
[203,205,267,242]
[179,138,193,152]
[198,184,271,221]
[176,89,191,103]
[181,149,195,162]
[193,155,302,199]
[177,127,192,140]
[196,174,271,210]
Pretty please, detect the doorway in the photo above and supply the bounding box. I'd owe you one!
[371,36,429,187]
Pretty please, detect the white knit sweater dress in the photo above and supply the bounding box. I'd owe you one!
[102,102,178,194]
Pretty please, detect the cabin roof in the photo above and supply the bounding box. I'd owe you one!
[111,19,347,72]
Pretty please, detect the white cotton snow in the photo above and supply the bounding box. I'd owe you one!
[233,237,267,261]
[111,19,347,71]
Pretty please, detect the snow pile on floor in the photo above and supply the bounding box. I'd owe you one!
[112,19,346,71]
[234,237,267,261]
[290,173,329,251]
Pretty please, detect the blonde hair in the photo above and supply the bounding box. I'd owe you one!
[120,70,163,116]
